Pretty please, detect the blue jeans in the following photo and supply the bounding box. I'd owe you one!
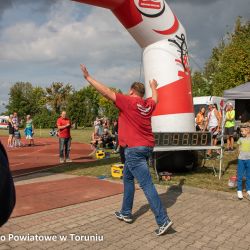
[121,146,170,226]
[59,138,71,159]
[237,159,250,191]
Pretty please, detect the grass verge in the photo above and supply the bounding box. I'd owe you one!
[1,128,239,193]
[0,127,93,143]
[49,148,239,193]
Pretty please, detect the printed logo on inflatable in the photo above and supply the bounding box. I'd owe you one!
[134,0,165,18]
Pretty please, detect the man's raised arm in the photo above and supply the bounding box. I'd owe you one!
[80,64,116,102]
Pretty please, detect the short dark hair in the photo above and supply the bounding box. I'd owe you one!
[240,123,250,128]
[130,82,145,97]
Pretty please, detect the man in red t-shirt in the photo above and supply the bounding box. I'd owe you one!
[57,111,72,163]
[80,64,172,236]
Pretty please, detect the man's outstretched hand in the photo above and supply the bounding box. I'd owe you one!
[149,79,158,89]
[79,64,116,102]
[80,64,90,79]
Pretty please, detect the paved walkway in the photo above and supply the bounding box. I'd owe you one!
[1,182,250,250]
[12,175,124,218]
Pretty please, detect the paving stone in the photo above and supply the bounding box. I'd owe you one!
[0,185,250,250]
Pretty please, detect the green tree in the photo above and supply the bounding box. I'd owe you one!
[98,87,120,121]
[202,17,250,96]
[67,86,101,127]
[29,87,46,114]
[45,82,73,114]
[203,41,225,82]
[32,109,59,129]
[192,72,212,96]
[6,82,47,119]
[6,82,33,118]
[67,89,87,128]
[212,18,250,95]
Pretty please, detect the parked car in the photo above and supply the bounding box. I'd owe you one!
[0,116,9,129]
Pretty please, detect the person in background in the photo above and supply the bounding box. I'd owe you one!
[12,112,19,127]
[57,111,72,163]
[204,102,221,158]
[112,120,119,153]
[98,119,104,137]
[103,119,109,130]
[214,103,222,120]
[49,127,57,136]
[225,103,235,151]
[91,131,102,149]
[236,125,250,200]
[7,115,14,147]
[13,125,21,147]
[81,64,172,236]
[101,128,113,148]
[24,115,34,146]
[195,107,206,131]
[94,117,100,132]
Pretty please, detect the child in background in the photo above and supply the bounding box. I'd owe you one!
[13,126,22,147]
[237,125,250,200]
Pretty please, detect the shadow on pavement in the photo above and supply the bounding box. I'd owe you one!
[133,178,185,234]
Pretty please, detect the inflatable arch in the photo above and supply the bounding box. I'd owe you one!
[73,0,195,133]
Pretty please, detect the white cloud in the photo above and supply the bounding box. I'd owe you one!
[0,0,249,104]
[0,1,139,64]
[0,0,141,93]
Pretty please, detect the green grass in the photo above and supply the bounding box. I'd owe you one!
[151,151,238,193]
[0,127,93,143]
[49,147,239,193]
[50,155,122,181]
[0,128,240,192]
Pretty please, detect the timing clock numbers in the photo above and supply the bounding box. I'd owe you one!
[154,132,211,146]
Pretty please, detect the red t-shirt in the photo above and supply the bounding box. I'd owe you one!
[115,93,156,148]
[57,117,71,138]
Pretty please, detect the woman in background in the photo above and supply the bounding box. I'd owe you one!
[24,115,35,146]
[7,115,14,147]
[195,107,206,131]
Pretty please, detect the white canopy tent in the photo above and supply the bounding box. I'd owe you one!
[224,82,250,123]
[224,82,250,99]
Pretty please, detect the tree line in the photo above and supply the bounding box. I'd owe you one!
[5,82,120,128]
[192,17,249,96]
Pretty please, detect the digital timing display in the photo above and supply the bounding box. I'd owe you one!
[154,132,212,147]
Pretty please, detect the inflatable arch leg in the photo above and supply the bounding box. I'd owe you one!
[73,0,195,132]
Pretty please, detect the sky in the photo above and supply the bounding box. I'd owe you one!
[0,0,249,113]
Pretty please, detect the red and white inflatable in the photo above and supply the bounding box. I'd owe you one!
[73,0,195,132]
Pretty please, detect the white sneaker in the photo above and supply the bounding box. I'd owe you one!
[66,158,72,163]
[237,191,243,200]
[59,158,64,163]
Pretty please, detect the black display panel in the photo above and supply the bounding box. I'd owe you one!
[154,132,212,147]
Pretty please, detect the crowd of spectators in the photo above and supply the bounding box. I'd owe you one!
[91,117,119,152]
[195,102,238,158]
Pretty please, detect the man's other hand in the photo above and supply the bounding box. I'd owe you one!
[149,79,158,89]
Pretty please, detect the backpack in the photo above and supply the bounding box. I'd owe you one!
[0,142,16,227]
